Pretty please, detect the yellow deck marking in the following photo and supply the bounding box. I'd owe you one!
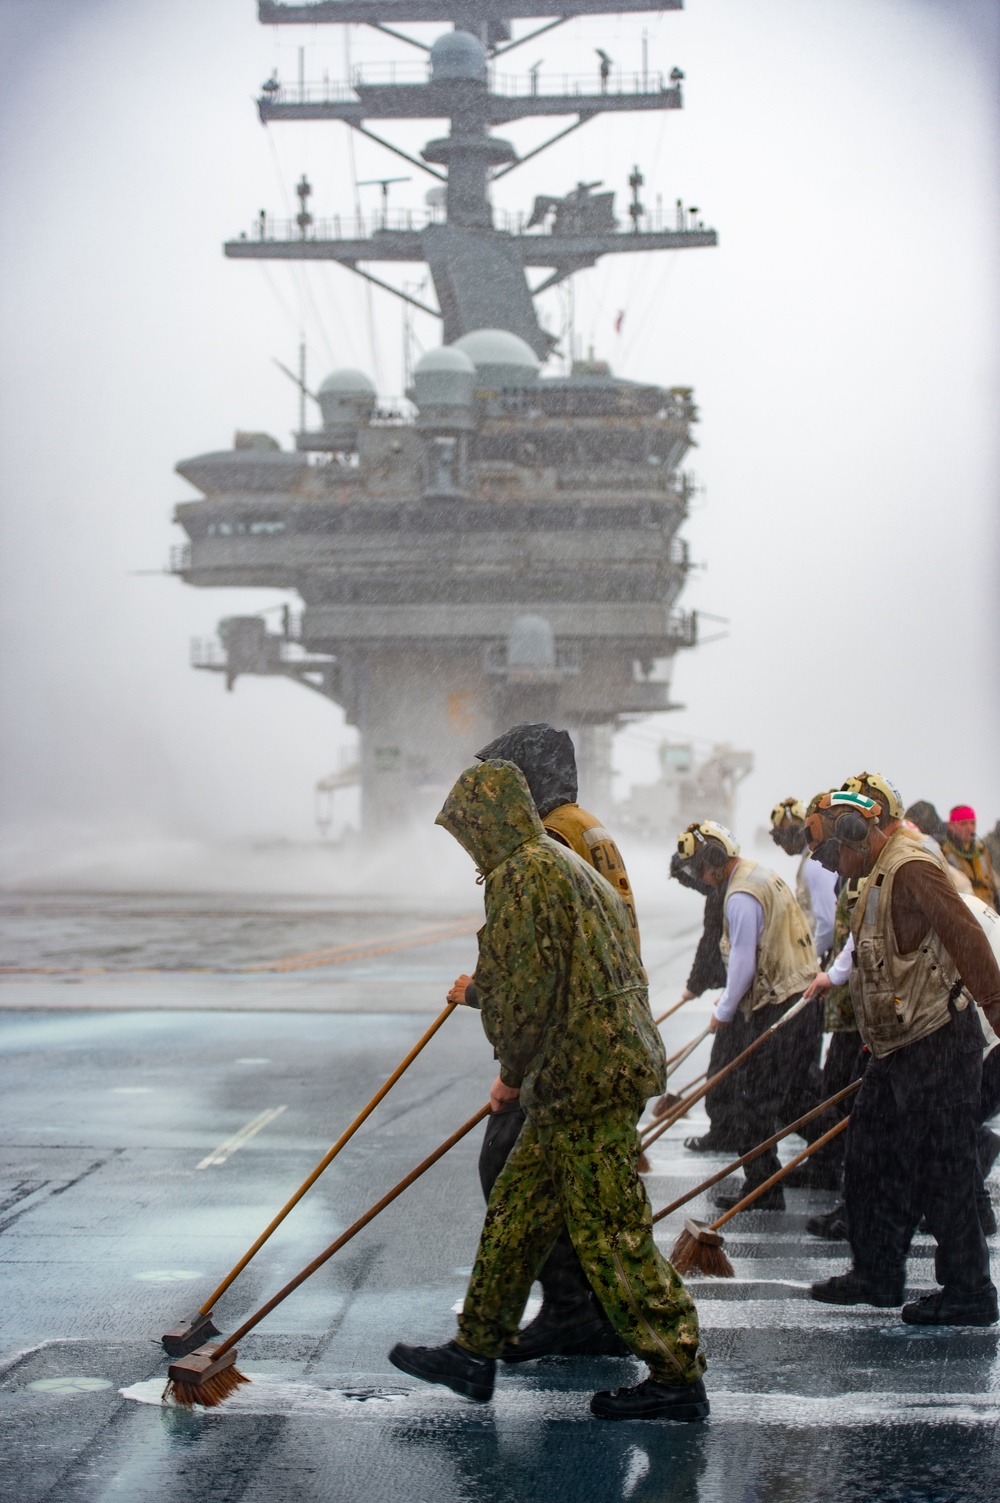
[1,917,479,977]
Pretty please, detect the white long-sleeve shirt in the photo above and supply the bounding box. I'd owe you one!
[827,934,855,986]
[714,891,764,1023]
[803,859,837,957]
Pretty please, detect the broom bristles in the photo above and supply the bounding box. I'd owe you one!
[162,1366,250,1409]
[669,1228,735,1279]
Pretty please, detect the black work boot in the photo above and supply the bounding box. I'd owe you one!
[591,1376,710,1422]
[388,1339,495,1401]
[806,1203,848,1241]
[684,1131,740,1154]
[810,1270,904,1308]
[901,1287,999,1327]
[503,1298,629,1362]
[712,1179,785,1212]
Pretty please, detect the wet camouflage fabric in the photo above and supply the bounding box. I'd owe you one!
[825,878,861,1034]
[436,759,666,1124]
[456,1109,706,1384]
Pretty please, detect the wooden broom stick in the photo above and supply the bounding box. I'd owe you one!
[640,994,813,1149]
[210,1103,491,1359]
[198,1002,458,1314]
[651,1078,861,1224]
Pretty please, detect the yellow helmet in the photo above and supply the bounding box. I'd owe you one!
[676,820,740,865]
[770,797,805,829]
[842,772,903,823]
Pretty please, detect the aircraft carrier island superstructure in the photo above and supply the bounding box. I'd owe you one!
[172,0,718,831]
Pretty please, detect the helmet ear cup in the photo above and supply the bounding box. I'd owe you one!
[835,810,871,845]
[700,840,731,870]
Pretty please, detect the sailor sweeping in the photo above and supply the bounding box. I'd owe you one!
[389,757,708,1421]
[459,721,638,1361]
[806,791,1000,1322]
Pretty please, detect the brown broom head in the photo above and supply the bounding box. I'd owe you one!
[162,1310,221,1357]
[163,1342,250,1409]
[637,1150,652,1174]
[651,1093,683,1120]
[669,1217,735,1280]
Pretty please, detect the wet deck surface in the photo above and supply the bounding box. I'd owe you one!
[2,899,998,1501]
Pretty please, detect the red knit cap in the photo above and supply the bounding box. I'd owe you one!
[950,804,976,823]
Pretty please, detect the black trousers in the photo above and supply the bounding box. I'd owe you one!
[981,1043,1000,1122]
[479,1103,596,1312]
[801,1028,868,1176]
[823,1029,866,1101]
[703,1010,754,1146]
[843,1007,993,1298]
[732,994,825,1189]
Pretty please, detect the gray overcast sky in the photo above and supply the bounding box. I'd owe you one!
[0,0,997,887]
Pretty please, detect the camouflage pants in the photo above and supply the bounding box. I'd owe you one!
[456,1110,706,1385]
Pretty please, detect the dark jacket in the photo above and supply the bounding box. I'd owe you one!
[475,722,577,819]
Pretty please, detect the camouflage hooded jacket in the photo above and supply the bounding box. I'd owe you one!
[436,759,666,1124]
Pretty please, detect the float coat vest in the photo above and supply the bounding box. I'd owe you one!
[795,853,814,934]
[941,836,999,909]
[543,803,640,954]
[849,830,966,1059]
[721,859,818,1018]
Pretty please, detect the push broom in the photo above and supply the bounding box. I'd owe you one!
[650,1079,860,1228]
[669,1115,850,1277]
[638,1031,709,1169]
[640,994,815,1153]
[641,1025,712,1147]
[650,1068,708,1122]
[163,1001,459,1356]
[164,1101,491,1407]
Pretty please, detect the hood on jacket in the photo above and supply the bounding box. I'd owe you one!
[475,723,577,819]
[436,759,545,874]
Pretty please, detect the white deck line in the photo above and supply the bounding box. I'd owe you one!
[196,1105,287,1168]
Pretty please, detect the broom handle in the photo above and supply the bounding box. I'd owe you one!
[213,1103,491,1357]
[199,1002,458,1314]
[668,1069,708,1098]
[708,1116,850,1231]
[665,1026,711,1077]
[640,994,814,1149]
[654,991,701,1026]
[651,1078,861,1223]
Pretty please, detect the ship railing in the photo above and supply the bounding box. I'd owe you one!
[168,543,192,573]
[370,403,413,425]
[261,78,359,105]
[668,610,698,650]
[263,66,669,103]
[240,203,703,243]
[490,68,667,98]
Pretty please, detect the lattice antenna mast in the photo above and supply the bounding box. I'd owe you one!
[227,1,717,356]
